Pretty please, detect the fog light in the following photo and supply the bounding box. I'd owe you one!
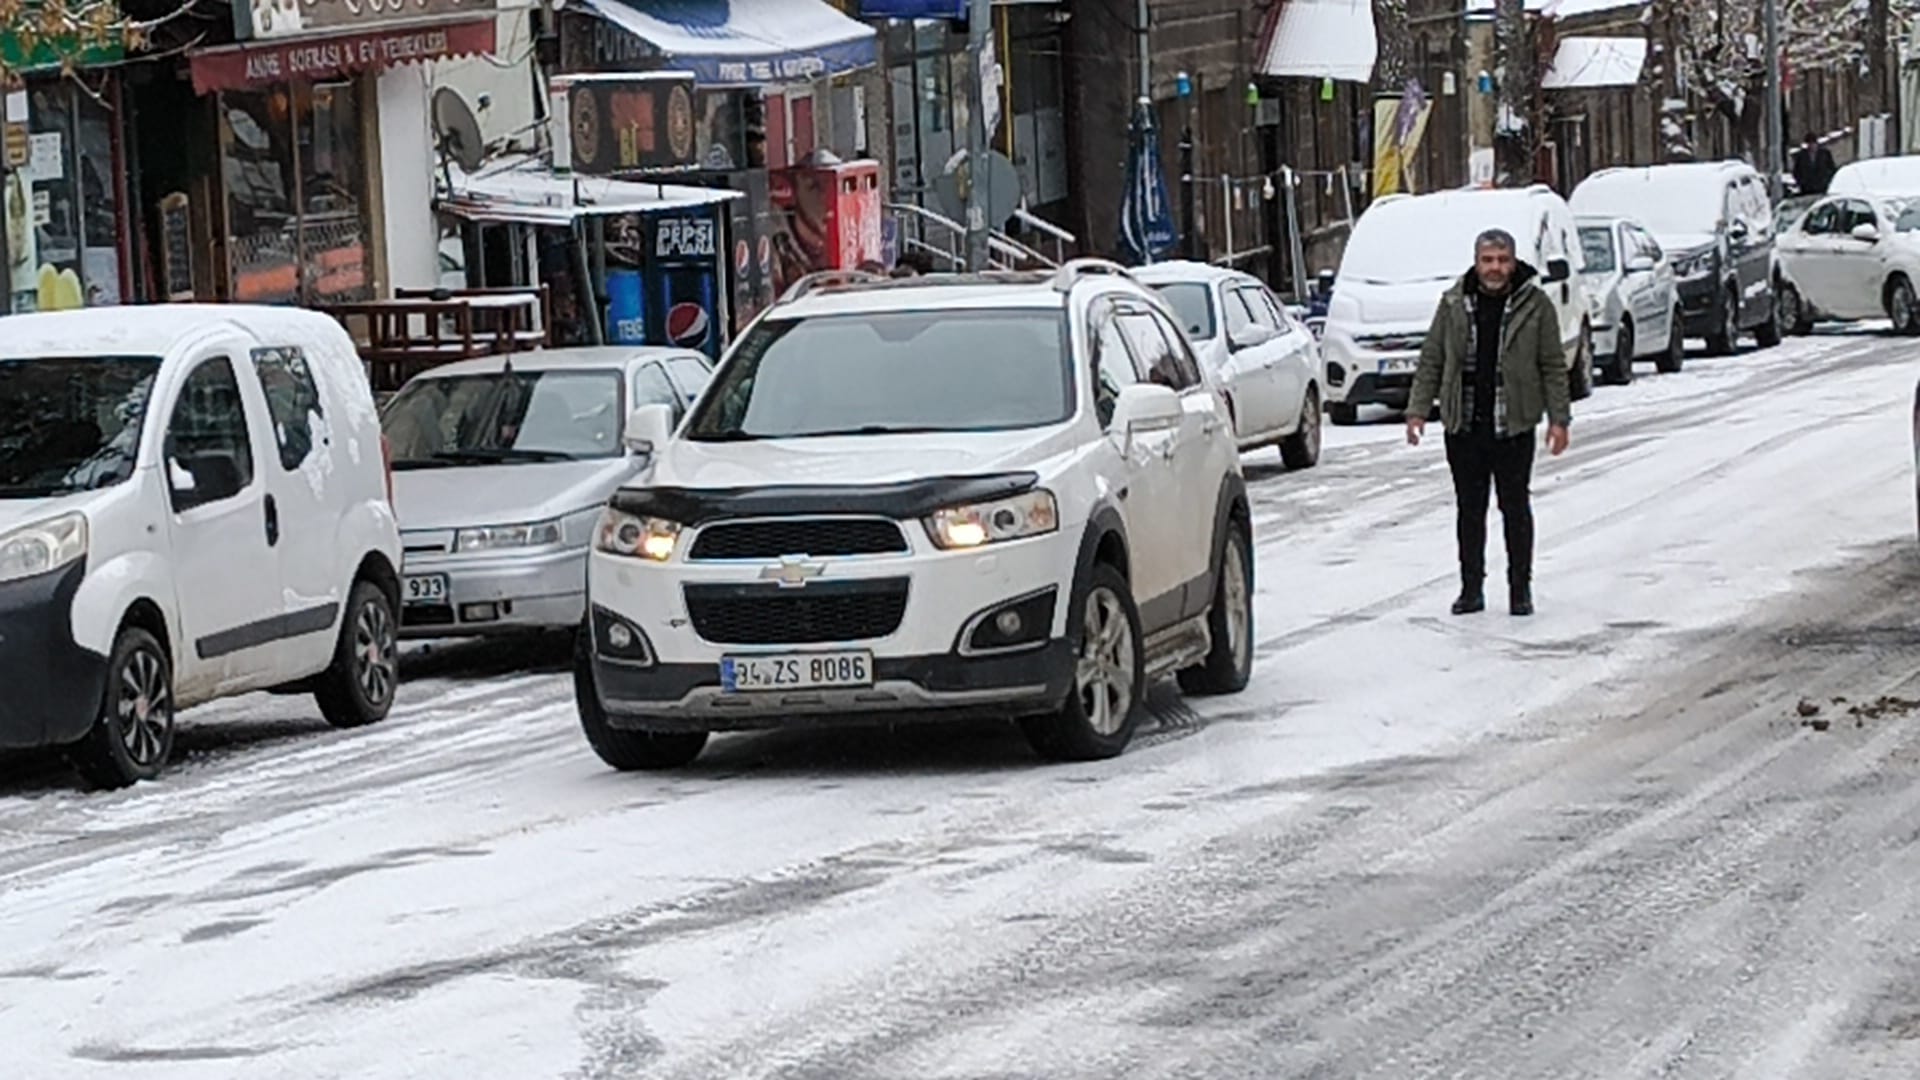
[962,588,1057,654]
[994,610,1023,637]
[461,602,499,622]
[607,623,634,649]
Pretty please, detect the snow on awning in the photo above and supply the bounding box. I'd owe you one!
[567,0,876,87]
[1255,0,1377,83]
[1541,36,1648,90]
[437,156,742,227]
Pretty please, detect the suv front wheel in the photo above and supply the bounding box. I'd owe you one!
[1022,563,1144,761]
[1180,524,1253,695]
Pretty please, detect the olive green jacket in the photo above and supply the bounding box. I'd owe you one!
[1406,266,1573,435]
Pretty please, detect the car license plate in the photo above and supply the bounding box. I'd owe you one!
[403,574,448,605]
[1377,356,1418,375]
[720,651,873,693]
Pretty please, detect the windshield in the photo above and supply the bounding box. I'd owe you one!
[0,355,160,498]
[381,370,623,468]
[684,309,1071,441]
[1577,175,1723,237]
[1150,283,1217,340]
[1578,227,1616,274]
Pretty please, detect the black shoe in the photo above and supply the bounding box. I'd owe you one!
[1452,590,1485,616]
[1510,588,1533,617]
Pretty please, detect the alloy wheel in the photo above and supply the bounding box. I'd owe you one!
[1076,588,1135,736]
[117,646,172,768]
[354,599,398,708]
[1223,539,1250,673]
[1895,282,1916,333]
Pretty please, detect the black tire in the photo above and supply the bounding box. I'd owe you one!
[1179,524,1253,696]
[1706,286,1739,356]
[315,580,398,729]
[1327,401,1359,426]
[1568,327,1595,402]
[1656,310,1686,374]
[1889,275,1920,336]
[1605,320,1635,386]
[1020,563,1145,762]
[1754,284,1783,347]
[68,627,174,789]
[573,628,708,769]
[1279,386,1322,469]
[1778,282,1814,336]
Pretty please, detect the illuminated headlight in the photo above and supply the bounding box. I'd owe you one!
[0,512,88,584]
[594,507,681,562]
[455,519,564,552]
[926,490,1058,550]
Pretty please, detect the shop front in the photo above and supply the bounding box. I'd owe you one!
[177,1,498,306]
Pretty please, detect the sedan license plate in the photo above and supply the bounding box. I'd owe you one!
[1377,355,1419,375]
[721,651,873,693]
[403,574,448,605]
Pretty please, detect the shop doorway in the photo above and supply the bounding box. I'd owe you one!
[125,65,210,302]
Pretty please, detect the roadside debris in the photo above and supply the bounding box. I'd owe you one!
[1799,695,1920,732]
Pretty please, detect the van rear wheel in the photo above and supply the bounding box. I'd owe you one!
[316,581,398,729]
[68,627,174,789]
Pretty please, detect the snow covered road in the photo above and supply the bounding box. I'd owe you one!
[5,330,1920,1078]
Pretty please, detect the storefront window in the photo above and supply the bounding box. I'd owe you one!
[6,80,125,313]
[222,79,372,305]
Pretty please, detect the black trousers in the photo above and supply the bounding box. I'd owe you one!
[1445,428,1535,590]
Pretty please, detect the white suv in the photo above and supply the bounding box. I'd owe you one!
[574,261,1254,769]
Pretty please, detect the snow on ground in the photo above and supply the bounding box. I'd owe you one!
[1,329,1916,1077]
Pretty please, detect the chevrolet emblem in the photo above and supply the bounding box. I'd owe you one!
[760,555,826,588]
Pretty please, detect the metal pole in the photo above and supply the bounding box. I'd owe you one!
[964,0,993,270]
[1136,0,1150,100]
[1180,125,1197,259]
[1763,0,1784,199]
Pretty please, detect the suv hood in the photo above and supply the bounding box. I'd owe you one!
[652,427,1075,490]
[393,458,640,531]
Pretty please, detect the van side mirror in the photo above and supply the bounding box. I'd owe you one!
[1546,257,1572,282]
[168,451,244,510]
[623,402,676,454]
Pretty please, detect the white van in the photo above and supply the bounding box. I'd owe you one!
[0,306,403,788]
[1320,185,1594,424]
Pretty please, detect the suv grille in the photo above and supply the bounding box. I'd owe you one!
[688,518,908,560]
[684,579,909,645]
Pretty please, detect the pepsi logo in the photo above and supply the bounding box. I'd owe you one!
[667,302,710,347]
[735,238,750,276]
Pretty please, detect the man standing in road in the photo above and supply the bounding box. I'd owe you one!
[1406,228,1572,617]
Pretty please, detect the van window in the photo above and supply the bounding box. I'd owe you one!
[252,345,324,471]
[0,355,160,498]
[166,357,255,510]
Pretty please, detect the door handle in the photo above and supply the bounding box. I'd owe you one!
[264,494,280,547]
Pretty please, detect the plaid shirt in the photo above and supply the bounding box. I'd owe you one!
[1460,292,1512,438]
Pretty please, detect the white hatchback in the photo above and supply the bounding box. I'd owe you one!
[574,261,1255,769]
[1576,214,1685,383]
[0,306,402,788]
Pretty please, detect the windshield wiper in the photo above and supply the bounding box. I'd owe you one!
[793,425,951,438]
[390,459,456,471]
[430,448,578,464]
[686,431,767,443]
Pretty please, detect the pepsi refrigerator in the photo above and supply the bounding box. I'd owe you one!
[603,207,728,359]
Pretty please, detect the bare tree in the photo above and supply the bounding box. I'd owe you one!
[1494,0,1535,183]
[0,0,194,77]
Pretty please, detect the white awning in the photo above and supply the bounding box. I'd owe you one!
[1256,0,1377,83]
[569,0,876,86]
[1542,36,1648,90]
[437,156,742,227]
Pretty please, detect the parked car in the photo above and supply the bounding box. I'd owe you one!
[575,261,1253,769]
[1830,155,1920,199]
[0,306,402,788]
[1571,160,1781,356]
[1576,214,1685,382]
[1132,261,1324,468]
[1321,184,1594,424]
[380,346,713,639]
[1775,193,1920,335]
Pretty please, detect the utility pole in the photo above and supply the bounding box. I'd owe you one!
[1763,0,1783,199]
[964,0,993,270]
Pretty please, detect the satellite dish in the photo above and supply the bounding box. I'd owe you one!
[432,87,485,174]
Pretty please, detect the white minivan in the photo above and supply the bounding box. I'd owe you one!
[0,306,403,788]
[1320,185,1594,424]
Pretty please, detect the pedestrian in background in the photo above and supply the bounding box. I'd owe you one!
[1791,133,1836,197]
[1405,228,1572,617]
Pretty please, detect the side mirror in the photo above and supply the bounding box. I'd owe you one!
[1729,221,1751,244]
[169,451,243,509]
[1625,254,1657,273]
[1228,324,1271,351]
[1852,222,1881,243]
[623,402,676,454]
[1546,257,1572,282]
[1110,382,1182,441]
[167,459,197,494]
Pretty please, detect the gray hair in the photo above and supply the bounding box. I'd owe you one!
[1474,228,1517,255]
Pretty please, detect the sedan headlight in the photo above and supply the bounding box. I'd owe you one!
[455,519,564,552]
[594,507,681,562]
[0,512,88,584]
[925,490,1058,550]
[1673,250,1715,279]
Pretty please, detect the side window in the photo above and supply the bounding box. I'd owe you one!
[1238,286,1280,331]
[1220,286,1256,339]
[251,345,323,471]
[165,357,255,512]
[1090,304,1142,429]
[633,362,685,422]
[1633,226,1663,261]
[1804,202,1837,235]
[1118,309,1201,391]
[666,355,712,401]
[1843,200,1877,235]
[1150,309,1205,388]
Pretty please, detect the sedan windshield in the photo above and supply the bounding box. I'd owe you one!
[685,309,1071,441]
[1578,226,1617,274]
[0,355,160,498]
[1150,283,1217,340]
[382,370,623,468]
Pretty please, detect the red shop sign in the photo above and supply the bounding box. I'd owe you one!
[190,20,496,95]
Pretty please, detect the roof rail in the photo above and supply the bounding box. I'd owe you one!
[1049,257,1134,293]
[778,269,884,304]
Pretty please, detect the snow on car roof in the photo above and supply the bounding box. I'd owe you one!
[1830,156,1920,198]
[1130,260,1252,285]
[0,304,352,361]
[773,277,1072,319]
[411,346,704,380]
